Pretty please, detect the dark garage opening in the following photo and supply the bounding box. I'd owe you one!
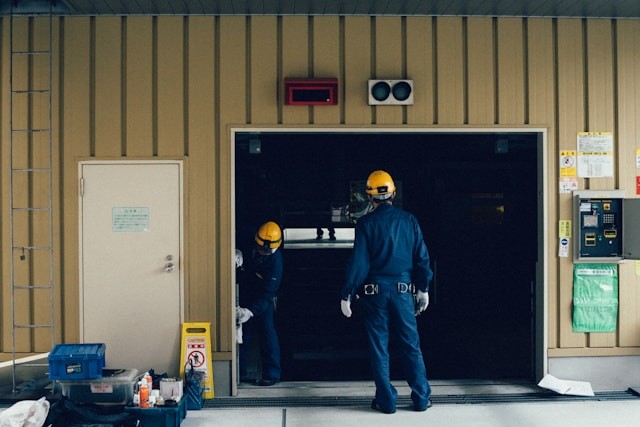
[235,131,540,382]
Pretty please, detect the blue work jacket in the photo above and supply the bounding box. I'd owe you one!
[243,248,283,317]
[341,203,433,300]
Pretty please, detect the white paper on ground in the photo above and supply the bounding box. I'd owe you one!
[538,374,595,396]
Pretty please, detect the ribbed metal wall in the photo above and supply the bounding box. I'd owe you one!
[1,15,640,363]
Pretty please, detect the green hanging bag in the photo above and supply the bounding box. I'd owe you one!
[572,263,618,333]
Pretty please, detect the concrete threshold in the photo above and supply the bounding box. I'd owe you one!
[236,379,542,399]
[208,380,639,409]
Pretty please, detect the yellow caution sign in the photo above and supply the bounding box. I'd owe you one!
[180,322,214,398]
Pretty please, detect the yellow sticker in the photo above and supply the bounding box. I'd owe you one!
[560,151,577,177]
[559,220,572,238]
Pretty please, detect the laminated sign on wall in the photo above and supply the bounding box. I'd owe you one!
[572,264,618,333]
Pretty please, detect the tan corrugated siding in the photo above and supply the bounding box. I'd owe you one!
[249,16,279,124]
[29,14,55,351]
[466,17,495,125]
[157,17,186,158]
[497,18,526,125]
[312,16,341,125]
[185,16,216,334]
[527,18,557,349]
[343,16,371,124]
[11,17,29,351]
[373,17,404,125]
[94,17,123,158]
[616,20,640,348]
[124,16,154,156]
[405,17,434,125]
[584,19,617,348]
[281,16,309,125]
[1,17,8,352]
[218,16,246,352]
[60,16,91,346]
[436,17,465,125]
[556,18,586,350]
[3,15,640,360]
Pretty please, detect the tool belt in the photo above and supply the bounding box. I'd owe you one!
[362,282,414,295]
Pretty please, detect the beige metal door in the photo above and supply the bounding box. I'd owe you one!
[79,160,184,377]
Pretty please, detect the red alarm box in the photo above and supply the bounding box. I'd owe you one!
[284,78,338,105]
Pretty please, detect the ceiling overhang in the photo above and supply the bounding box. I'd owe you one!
[2,0,640,19]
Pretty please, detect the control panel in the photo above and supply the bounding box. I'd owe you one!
[573,190,626,261]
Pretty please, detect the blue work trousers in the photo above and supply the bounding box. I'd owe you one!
[361,290,431,412]
[239,300,281,381]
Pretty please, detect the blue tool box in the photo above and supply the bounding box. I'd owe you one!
[48,343,106,380]
[125,396,187,427]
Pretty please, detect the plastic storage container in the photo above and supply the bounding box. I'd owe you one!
[125,396,187,427]
[55,368,139,405]
[48,343,106,380]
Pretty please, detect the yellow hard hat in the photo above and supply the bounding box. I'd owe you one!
[366,170,396,200]
[255,221,283,250]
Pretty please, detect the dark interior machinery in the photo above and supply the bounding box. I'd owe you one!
[235,131,539,382]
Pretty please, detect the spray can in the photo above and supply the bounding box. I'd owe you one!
[139,380,150,408]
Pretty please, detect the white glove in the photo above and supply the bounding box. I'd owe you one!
[235,249,243,268]
[236,322,244,344]
[236,307,253,324]
[340,298,352,318]
[416,290,429,314]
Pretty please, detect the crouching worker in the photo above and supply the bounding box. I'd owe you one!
[236,221,284,386]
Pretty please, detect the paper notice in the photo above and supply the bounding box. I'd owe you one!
[538,374,594,397]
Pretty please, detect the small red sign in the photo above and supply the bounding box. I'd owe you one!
[636,176,640,195]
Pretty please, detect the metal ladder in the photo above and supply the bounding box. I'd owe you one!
[9,3,55,392]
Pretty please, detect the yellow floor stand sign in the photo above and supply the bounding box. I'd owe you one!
[180,322,214,399]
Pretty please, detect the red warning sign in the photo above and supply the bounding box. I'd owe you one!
[186,350,205,368]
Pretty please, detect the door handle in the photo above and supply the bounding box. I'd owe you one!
[164,263,175,273]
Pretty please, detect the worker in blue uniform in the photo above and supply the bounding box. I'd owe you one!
[236,221,284,386]
[340,170,433,414]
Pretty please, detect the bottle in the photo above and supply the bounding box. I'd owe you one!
[145,373,153,392]
[139,380,149,408]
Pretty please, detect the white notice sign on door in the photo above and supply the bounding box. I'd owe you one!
[112,207,150,232]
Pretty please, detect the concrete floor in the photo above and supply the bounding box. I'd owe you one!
[182,401,640,427]
[3,380,640,426]
[179,380,640,427]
